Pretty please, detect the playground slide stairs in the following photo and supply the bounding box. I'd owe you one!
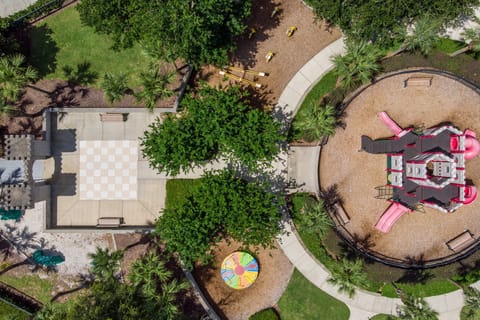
[375,202,412,233]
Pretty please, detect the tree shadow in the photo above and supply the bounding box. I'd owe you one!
[319,184,344,212]
[26,24,59,78]
[397,254,433,284]
[230,0,283,68]
[62,61,98,87]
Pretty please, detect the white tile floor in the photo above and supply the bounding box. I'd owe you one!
[79,140,138,200]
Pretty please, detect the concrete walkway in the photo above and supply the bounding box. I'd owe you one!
[276,37,467,319]
[0,0,37,17]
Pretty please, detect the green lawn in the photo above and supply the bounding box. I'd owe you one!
[0,300,30,320]
[278,269,350,320]
[28,5,149,88]
[165,179,202,209]
[0,274,54,304]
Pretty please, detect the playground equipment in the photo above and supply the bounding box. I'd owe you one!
[363,111,480,232]
[271,6,280,18]
[221,252,259,289]
[248,27,256,39]
[286,26,297,37]
[32,250,64,267]
[219,66,267,88]
[265,51,274,62]
[375,202,412,233]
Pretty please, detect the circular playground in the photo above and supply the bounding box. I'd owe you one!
[320,69,480,267]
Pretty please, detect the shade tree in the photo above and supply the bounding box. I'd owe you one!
[76,0,251,66]
[156,169,283,268]
[141,85,283,176]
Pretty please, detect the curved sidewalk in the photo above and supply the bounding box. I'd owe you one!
[277,38,465,320]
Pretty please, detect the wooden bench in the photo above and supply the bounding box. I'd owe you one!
[100,113,127,122]
[96,217,123,228]
[404,77,432,87]
[446,230,475,252]
[333,203,350,225]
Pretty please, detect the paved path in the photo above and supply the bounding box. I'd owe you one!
[276,37,467,319]
[0,0,37,17]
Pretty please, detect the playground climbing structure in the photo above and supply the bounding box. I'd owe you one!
[362,112,480,232]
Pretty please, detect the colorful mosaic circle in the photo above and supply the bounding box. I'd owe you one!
[221,252,259,289]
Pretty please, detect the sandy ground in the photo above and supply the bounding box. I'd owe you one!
[198,0,341,106]
[193,239,293,320]
[320,70,480,262]
[0,201,111,278]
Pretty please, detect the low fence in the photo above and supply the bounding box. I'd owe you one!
[321,68,480,269]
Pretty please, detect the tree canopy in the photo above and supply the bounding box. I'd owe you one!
[305,0,479,47]
[141,85,283,176]
[35,250,188,320]
[76,0,251,66]
[156,169,284,268]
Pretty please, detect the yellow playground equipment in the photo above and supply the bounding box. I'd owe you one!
[265,51,274,62]
[286,26,297,37]
[219,66,267,88]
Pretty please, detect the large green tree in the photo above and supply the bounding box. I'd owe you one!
[141,85,283,175]
[305,0,478,47]
[76,0,251,66]
[156,169,283,268]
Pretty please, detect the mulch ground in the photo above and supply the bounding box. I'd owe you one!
[193,239,293,320]
[320,70,480,262]
[197,0,341,107]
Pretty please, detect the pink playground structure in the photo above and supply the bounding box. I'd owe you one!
[375,202,412,233]
[362,112,480,233]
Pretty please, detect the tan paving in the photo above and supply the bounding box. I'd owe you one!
[51,110,164,227]
[320,71,480,261]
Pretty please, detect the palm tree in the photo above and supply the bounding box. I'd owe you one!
[297,198,333,239]
[135,67,175,111]
[461,286,480,319]
[397,293,438,320]
[331,41,382,89]
[294,103,337,142]
[88,247,124,281]
[100,72,129,105]
[387,17,443,58]
[327,258,369,298]
[450,23,480,57]
[0,54,37,112]
[129,252,172,296]
[129,253,188,320]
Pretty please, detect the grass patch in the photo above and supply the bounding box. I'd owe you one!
[0,274,54,304]
[0,300,30,320]
[278,269,350,320]
[395,280,459,297]
[28,5,149,88]
[165,179,202,209]
[290,71,337,141]
[249,308,280,320]
[434,38,464,54]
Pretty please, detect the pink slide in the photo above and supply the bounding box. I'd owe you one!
[464,135,480,160]
[463,185,478,205]
[375,202,412,233]
[378,112,403,136]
